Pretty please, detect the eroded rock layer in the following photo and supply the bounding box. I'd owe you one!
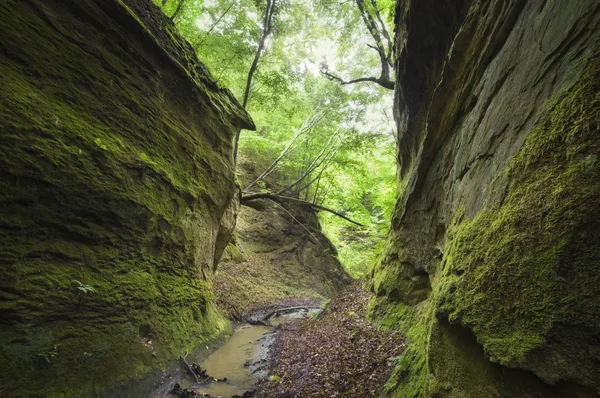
[369,0,600,396]
[0,1,253,396]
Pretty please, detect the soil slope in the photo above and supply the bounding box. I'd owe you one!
[214,199,352,320]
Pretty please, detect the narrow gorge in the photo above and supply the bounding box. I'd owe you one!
[0,0,598,397]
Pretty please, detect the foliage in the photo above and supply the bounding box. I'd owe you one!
[73,280,96,295]
[154,0,398,277]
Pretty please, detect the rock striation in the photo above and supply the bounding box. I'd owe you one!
[369,0,600,396]
[0,0,253,396]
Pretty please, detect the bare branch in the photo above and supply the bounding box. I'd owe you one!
[197,2,235,48]
[321,69,394,90]
[241,193,364,227]
[180,356,199,384]
[296,141,341,194]
[277,131,341,196]
[243,110,325,192]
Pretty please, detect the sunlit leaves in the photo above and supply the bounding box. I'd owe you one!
[154,0,397,276]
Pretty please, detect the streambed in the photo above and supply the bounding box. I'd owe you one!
[170,308,321,398]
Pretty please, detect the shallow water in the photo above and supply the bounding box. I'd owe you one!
[180,324,270,396]
[174,308,321,398]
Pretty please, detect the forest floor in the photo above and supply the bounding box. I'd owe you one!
[254,282,405,398]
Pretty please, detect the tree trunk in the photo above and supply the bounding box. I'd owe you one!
[233,0,277,163]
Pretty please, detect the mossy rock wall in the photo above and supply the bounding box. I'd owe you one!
[0,0,253,396]
[368,0,600,396]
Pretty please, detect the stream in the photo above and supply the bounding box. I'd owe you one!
[170,308,321,398]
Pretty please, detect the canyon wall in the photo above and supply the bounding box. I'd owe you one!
[369,0,600,396]
[0,0,253,396]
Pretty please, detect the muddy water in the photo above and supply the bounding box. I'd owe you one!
[173,308,321,398]
[179,325,270,396]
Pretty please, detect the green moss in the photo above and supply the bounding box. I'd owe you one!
[439,60,600,372]
[0,1,247,396]
[369,297,434,397]
[371,57,600,396]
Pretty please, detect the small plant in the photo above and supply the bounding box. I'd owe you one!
[73,280,96,308]
[38,344,59,363]
[73,280,96,294]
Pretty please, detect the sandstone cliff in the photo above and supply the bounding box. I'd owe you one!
[0,0,253,396]
[369,0,600,396]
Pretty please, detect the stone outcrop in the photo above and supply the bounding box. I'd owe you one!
[369,0,600,396]
[0,0,253,396]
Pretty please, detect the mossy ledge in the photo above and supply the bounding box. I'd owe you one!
[0,0,253,396]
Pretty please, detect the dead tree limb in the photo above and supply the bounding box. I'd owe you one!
[198,2,235,48]
[296,146,339,195]
[264,306,322,320]
[243,110,325,193]
[180,355,200,384]
[277,131,341,196]
[241,193,364,227]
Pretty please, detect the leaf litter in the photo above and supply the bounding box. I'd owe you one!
[255,283,405,397]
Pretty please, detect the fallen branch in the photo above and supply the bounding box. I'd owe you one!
[264,306,322,320]
[244,110,325,193]
[241,193,364,227]
[269,200,325,249]
[180,355,200,384]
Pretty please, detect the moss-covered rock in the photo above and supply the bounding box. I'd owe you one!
[369,0,600,396]
[0,0,252,396]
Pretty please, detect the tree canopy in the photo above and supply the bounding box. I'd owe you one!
[154,0,397,276]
